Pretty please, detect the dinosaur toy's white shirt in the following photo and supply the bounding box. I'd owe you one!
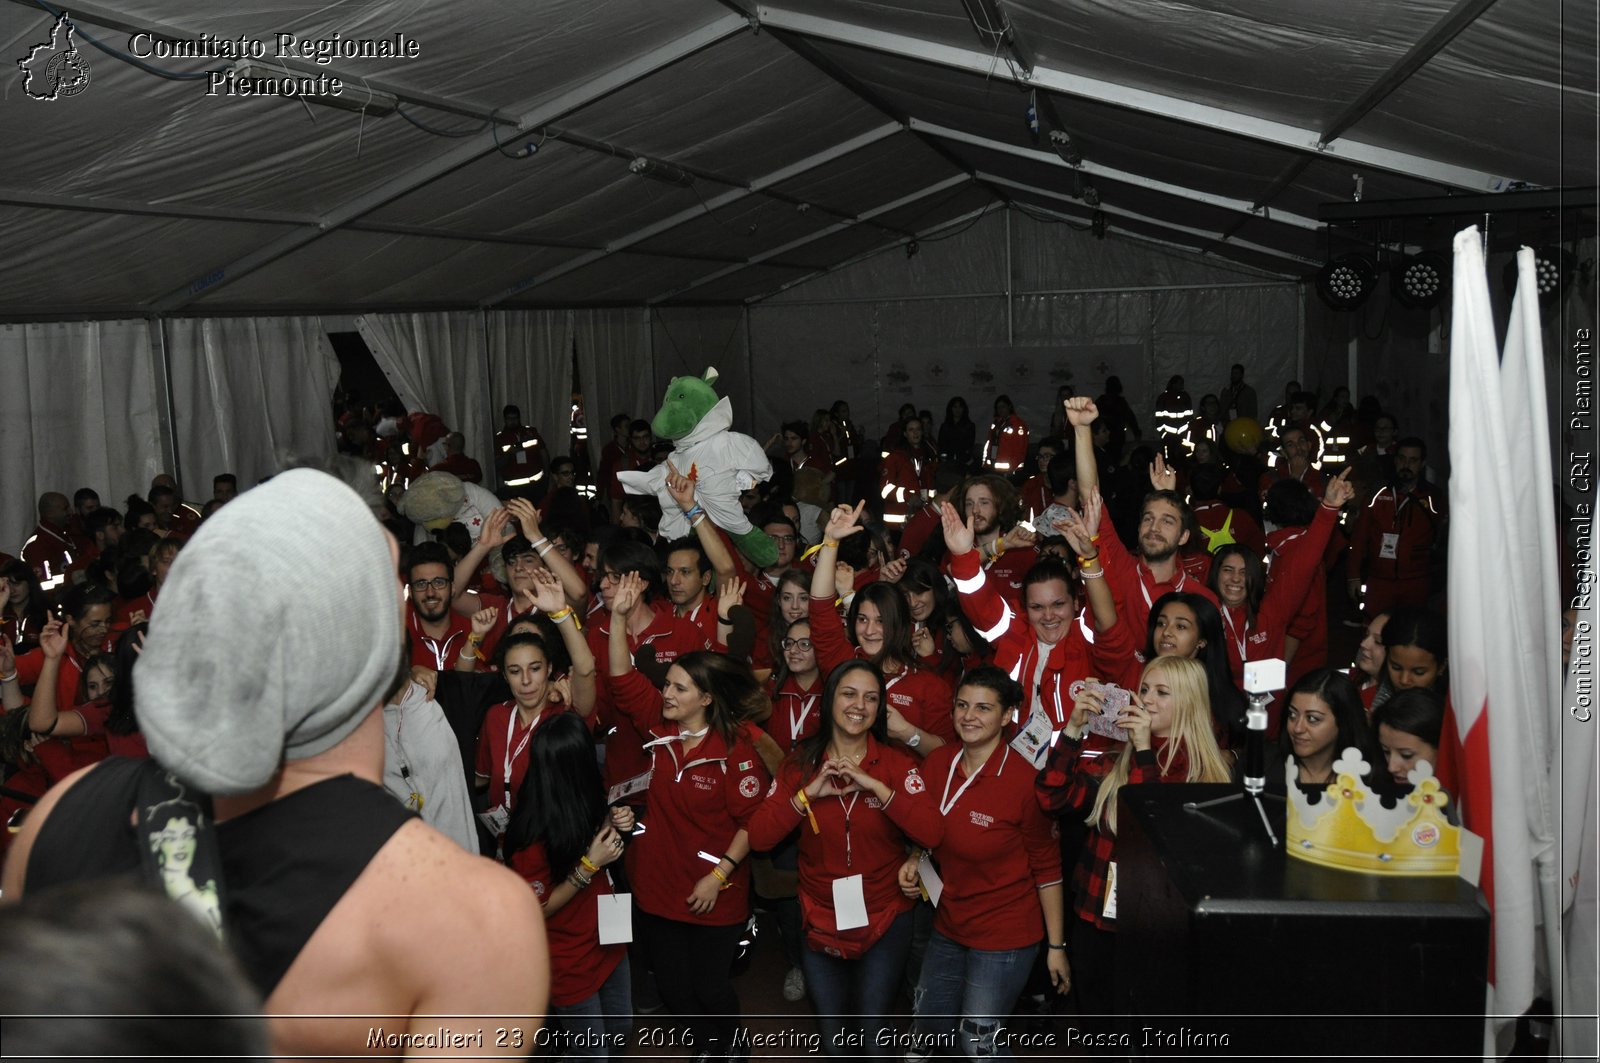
[617,397,771,539]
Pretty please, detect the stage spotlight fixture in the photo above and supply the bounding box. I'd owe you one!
[1316,253,1377,310]
[1390,252,1447,309]
[1502,245,1577,302]
[1047,128,1083,166]
[1092,210,1106,240]
[1081,183,1101,207]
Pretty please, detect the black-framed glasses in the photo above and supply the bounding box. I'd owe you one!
[409,576,451,592]
[780,637,814,651]
[769,534,798,545]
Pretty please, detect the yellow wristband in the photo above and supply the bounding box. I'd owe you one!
[579,855,601,874]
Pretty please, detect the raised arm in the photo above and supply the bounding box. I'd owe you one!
[808,502,868,676]
[506,498,589,611]
[1055,486,1118,634]
[1065,397,1101,498]
[1261,469,1354,633]
[450,507,513,606]
[531,568,596,718]
[25,620,84,738]
[664,460,738,585]
[0,640,21,712]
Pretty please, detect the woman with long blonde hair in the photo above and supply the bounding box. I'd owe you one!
[1034,655,1231,1015]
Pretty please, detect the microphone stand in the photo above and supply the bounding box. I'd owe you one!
[1183,688,1282,846]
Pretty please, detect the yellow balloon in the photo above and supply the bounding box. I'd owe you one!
[1224,417,1264,454]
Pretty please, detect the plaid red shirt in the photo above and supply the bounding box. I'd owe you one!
[1036,734,1177,930]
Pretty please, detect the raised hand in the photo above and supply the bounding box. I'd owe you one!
[911,622,935,659]
[939,500,976,555]
[38,618,68,661]
[833,560,856,593]
[664,459,697,513]
[1063,396,1099,429]
[717,574,747,616]
[823,501,867,544]
[1324,466,1356,510]
[470,605,500,638]
[610,571,644,617]
[529,567,567,613]
[880,557,907,584]
[480,507,515,547]
[1148,453,1176,492]
[505,497,542,541]
[1001,523,1038,551]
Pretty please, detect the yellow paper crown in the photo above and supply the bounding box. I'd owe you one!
[1285,749,1461,877]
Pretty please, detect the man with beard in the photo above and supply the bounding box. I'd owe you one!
[1065,397,1218,640]
[1348,437,1445,619]
[945,473,1037,606]
[404,542,473,671]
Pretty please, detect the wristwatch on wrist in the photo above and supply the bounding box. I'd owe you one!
[905,729,922,749]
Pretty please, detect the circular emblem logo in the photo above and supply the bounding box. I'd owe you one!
[904,771,925,795]
[46,50,91,97]
[738,775,760,799]
[1412,823,1439,848]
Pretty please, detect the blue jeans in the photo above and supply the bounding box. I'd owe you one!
[912,931,1040,1058]
[548,955,632,1060]
[800,908,915,1058]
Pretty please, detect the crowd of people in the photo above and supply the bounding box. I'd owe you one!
[3,362,1489,1059]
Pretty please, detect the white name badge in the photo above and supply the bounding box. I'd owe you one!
[597,892,633,945]
[1102,861,1118,920]
[916,851,944,908]
[515,450,527,465]
[1379,531,1400,560]
[608,770,653,805]
[1009,708,1054,768]
[832,874,869,931]
[477,804,510,836]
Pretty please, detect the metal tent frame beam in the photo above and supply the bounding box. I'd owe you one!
[915,120,1323,233]
[756,5,1514,192]
[147,13,753,312]
[979,173,1315,270]
[647,173,972,304]
[746,202,1005,304]
[479,121,902,307]
[1012,201,1301,280]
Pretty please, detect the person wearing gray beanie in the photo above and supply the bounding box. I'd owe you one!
[4,468,550,1057]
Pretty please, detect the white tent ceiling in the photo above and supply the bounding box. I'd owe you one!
[1,0,1593,317]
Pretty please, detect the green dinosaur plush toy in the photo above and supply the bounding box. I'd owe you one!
[616,367,778,567]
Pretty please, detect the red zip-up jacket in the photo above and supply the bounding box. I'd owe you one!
[948,548,1135,730]
[809,593,956,753]
[922,741,1062,949]
[747,739,942,958]
[1095,527,1218,646]
[1221,503,1343,689]
[611,668,769,927]
[1348,484,1444,583]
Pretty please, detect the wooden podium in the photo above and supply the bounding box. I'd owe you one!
[1108,782,1489,1057]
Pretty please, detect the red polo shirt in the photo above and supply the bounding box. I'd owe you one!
[922,741,1061,950]
[509,839,625,1006]
[407,605,474,671]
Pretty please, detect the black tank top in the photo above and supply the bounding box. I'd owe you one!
[25,759,414,996]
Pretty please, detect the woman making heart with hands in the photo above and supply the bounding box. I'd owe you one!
[747,659,942,1056]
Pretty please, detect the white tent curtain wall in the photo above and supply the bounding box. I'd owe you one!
[486,310,575,461]
[1,320,166,556]
[573,308,655,444]
[357,312,493,466]
[163,316,342,496]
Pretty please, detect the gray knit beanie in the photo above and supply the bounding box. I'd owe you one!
[135,468,402,795]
